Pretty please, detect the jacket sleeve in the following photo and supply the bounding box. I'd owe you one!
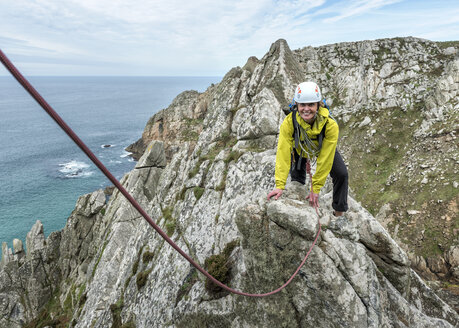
[275,115,294,190]
[312,118,339,194]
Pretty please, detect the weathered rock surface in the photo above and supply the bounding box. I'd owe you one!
[126,89,215,161]
[1,37,458,327]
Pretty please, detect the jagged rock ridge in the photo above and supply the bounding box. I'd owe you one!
[130,36,459,284]
[1,38,458,327]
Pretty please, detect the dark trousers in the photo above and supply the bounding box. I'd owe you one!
[291,150,348,212]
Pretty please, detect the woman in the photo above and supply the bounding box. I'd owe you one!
[267,81,348,216]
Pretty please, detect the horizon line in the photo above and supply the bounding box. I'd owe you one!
[0,75,223,78]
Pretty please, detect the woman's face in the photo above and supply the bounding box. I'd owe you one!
[297,102,318,123]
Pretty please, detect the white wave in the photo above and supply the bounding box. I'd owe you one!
[120,151,133,158]
[58,160,93,178]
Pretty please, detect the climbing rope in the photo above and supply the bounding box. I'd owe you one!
[0,49,321,298]
[296,123,320,161]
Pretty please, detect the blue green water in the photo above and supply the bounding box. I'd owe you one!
[0,76,220,248]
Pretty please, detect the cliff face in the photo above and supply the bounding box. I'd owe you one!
[1,38,458,328]
[293,38,459,282]
[131,36,459,283]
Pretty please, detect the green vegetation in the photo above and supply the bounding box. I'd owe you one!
[175,269,199,305]
[188,158,204,178]
[340,106,458,258]
[215,169,228,192]
[162,206,177,237]
[204,240,239,294]
[136,268,153,289]
[182,118,204,141]
[176,187,187,201]
[436,40,459,49]
[341,107,418,215]
[187,129,241,210]
[109,296,136,328]
[24,283,88,328]
[224,150,243,164]
[131,245,145,277]
[91,239,110,278]
[142,250,155,264]
[215,131,238,149]
[110,297,124,328]
[193,186,205,201]
[230,104,245,114]
[120,321,136,328]
[372,46,392,66]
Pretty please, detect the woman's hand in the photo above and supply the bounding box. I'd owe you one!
[267,188,283,200]
[306,191,319,208]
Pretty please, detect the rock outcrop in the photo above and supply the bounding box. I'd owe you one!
[1,37,458,327]
[129,37,459,284]
[292,37,458,283]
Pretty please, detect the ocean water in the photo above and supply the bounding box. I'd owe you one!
[0,76,220,249]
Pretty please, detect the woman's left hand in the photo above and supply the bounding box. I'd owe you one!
[306,191,319,208]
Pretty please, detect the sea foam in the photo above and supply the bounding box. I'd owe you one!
[58,160,94,178]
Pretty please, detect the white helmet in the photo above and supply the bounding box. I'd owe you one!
[294,81,322,103]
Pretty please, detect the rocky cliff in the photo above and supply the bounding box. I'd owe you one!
[130,36,459,285]
[1,37,458,328]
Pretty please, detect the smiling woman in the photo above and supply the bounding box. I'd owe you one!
[267,81,349,216]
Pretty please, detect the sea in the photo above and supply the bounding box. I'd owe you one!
[0,76,221,249]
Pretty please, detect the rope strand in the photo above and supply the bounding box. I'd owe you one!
[0,49,321,298]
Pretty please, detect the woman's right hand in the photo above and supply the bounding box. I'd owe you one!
[267,188,283,200]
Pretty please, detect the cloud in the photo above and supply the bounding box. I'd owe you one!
[0,0,457,76]
[318,0,402,23]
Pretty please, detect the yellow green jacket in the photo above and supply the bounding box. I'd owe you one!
[275,107,339,194]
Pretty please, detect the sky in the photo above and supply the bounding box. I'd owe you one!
[0,0,458,76]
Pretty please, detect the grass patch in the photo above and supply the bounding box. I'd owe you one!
[204,240,239,295]
[91,239,109,278]
[181,118,204,141]
[162,206,177,237]
[165,220,176,237]
[131,245,145,277]
[23,288,71,328]
[341,107,418,215]
[188,157,205,178]
[23,282,88,328]
[215,131,237,149]
[436,40,459,49]
[110,296,124,328]
[224,150,243,164]
[142,250,155,264]
[372,46,392,66]
[136,268,153,289]
[216,167,229,192]
[176,187,187,201]
[340,105,459,260]
[121,321,136,328]
[193,187,205,201]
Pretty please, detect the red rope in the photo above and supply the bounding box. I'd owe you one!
[0,49,321,297]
